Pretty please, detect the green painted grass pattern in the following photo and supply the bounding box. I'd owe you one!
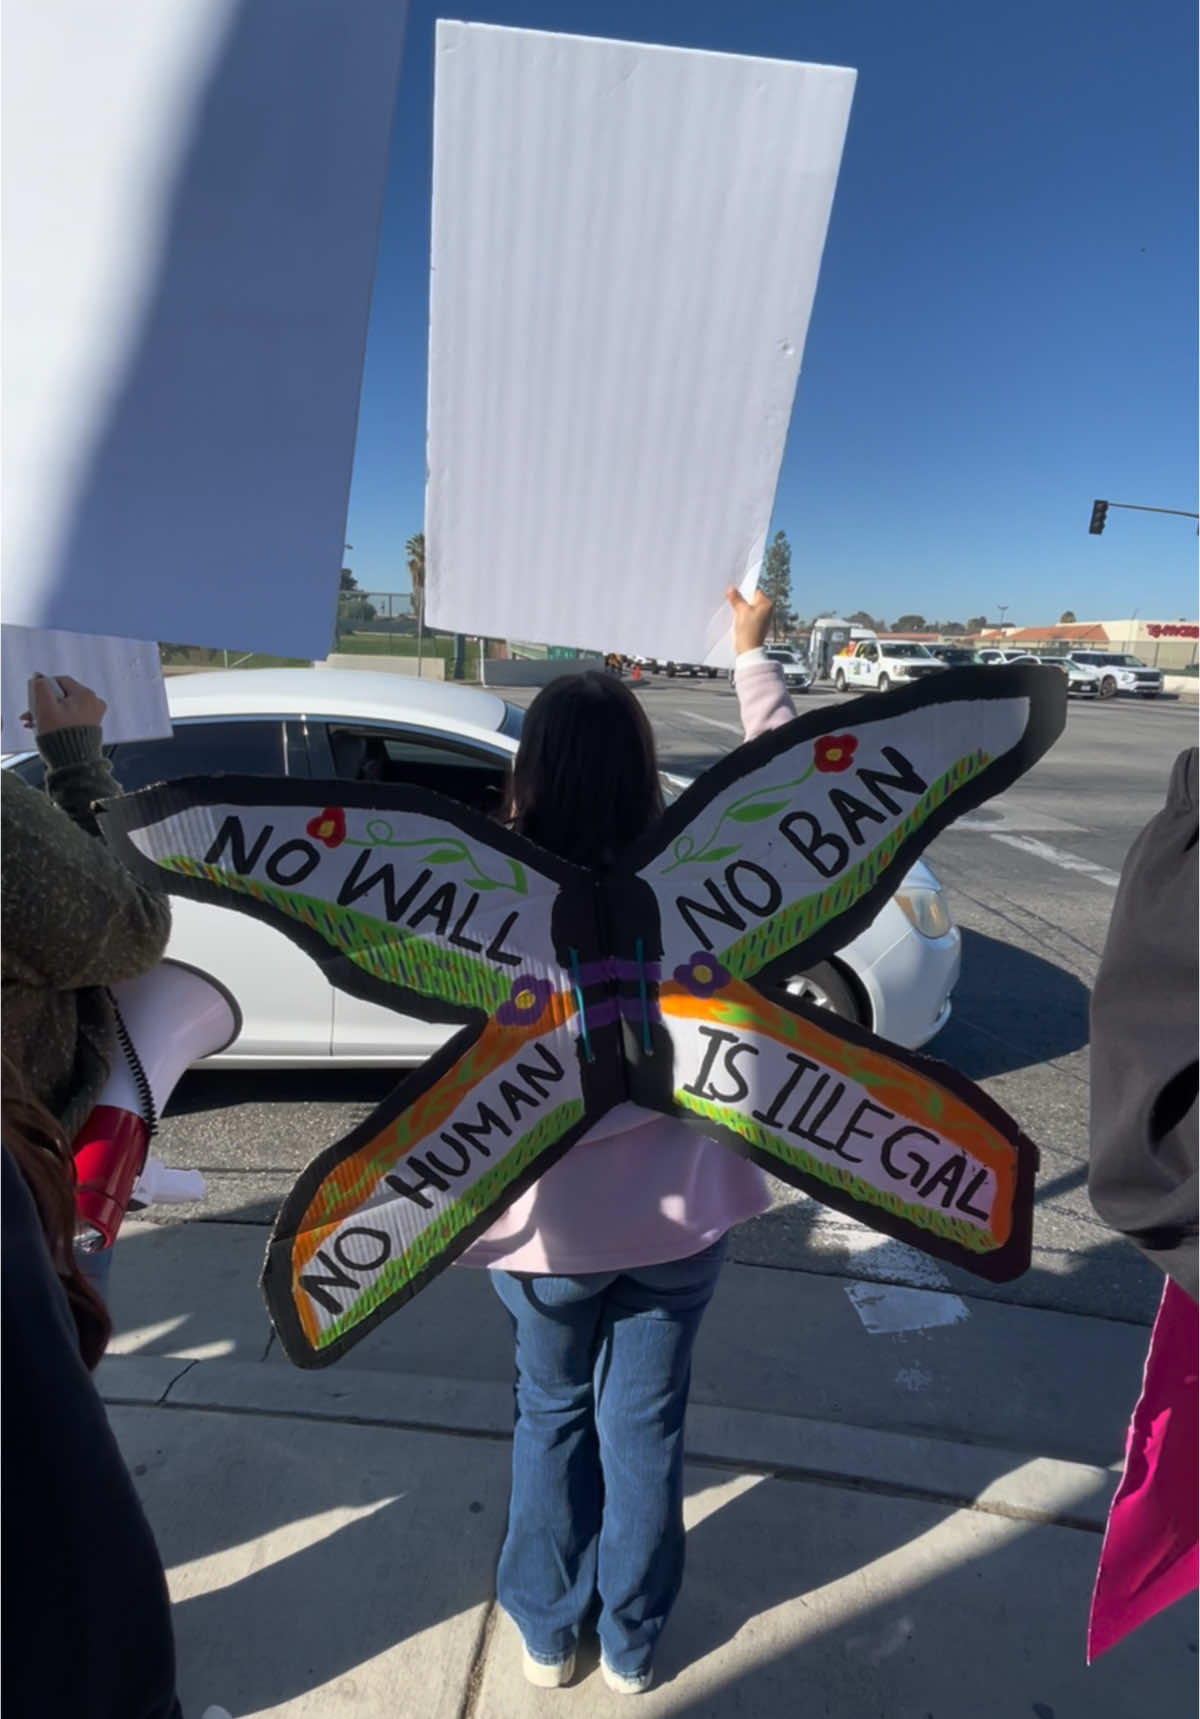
[162,856,511,1012]
[313,1098,586,1348]
[676,1090,994,1255]
[723,750,990,979]
[304,1023,546,1224]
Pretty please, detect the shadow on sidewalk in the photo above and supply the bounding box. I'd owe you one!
[933,928,1091,1079]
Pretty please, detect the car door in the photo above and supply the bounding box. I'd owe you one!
[105,717,336,1063]
[304,718,515,1063]
[855,642,877,685]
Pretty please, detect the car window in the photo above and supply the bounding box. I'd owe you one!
[316,722,511,816]
[107,718,286,794]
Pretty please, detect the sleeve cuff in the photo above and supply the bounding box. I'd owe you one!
[735,647,770,668]
[37,725,104,769]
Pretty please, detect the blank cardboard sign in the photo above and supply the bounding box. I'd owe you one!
[425,24,855,664]
[1,0,407,661]
[1,627,171,752]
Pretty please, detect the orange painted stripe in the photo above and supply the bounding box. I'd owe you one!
[660,979,1015,1242]
[290,990,575,1282]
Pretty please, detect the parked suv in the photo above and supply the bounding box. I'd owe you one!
[1005,654,1099,697]
[730,645,813,691]
[927,645,979,667]
[1067,652,1163,699]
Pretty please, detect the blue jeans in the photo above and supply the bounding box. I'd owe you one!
[491,1238,727,1677]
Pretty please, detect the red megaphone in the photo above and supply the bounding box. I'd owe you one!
[73,961,240,1251]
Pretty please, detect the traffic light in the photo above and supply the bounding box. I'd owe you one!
[1089,499,1109,535]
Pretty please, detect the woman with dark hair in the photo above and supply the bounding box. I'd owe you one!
[457,589,798,1695]
[505,667,665,866]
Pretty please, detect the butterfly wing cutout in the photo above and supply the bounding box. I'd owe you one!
[614,666,1066,1281]
[100,774,578,1022]
[657,978,1036,1280]
[622,664,1066,989]
[101,776,626,1364]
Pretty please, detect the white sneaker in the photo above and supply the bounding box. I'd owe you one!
[601,1660,654,1695]
[522,1645,576,1688]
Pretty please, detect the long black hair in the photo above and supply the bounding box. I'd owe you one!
[2,1056,111,1370]
[507,672,664,867]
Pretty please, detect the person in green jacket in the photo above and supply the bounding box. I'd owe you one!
[1,672,171,1285]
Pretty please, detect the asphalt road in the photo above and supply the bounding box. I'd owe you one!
[155,676,1196,1326]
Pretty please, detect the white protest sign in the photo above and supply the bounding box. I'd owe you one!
[425,24,855,665]
[1,0,407,663]
[1,627,171,751]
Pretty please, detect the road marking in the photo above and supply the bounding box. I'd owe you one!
[895,1365,934,1392]
[988,833,1121,889]
[845,1282,969,1335]
[680,709,742,735]
[800,1204,953,1290]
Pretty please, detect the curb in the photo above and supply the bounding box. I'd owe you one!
[97,1355,1117,1533]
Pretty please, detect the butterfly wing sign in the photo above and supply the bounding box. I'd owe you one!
[99,776,621,1366]
[618,663,1067,1281]
[99,663,1065,1364]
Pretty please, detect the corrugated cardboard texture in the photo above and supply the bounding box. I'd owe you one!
[426,24,854,664]
[1,626,170,749]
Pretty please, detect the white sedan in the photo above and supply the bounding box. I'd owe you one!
[6,669,961,1061]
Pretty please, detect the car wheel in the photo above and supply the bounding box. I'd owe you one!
[784,962,865,1026]
[877,673,891,693]
[666,664,676,678]
[706,667,718,679]
[1099,675,1118,699]
[834,669,847,692]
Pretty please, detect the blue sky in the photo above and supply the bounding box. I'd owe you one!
[345,0,1197,627]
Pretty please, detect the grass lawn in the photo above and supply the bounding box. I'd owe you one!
[334,633,489,678]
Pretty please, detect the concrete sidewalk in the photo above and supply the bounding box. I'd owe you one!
[100,1222,1197,1718]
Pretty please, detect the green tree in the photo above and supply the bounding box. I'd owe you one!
[339,567,359,593]
[847,610,882,630]
[938,620,966,636]
[760,531,795,639]
[406,531,426,619]
[892,614,927,632]
[1059,609,1077,624]
[965,615,988,633]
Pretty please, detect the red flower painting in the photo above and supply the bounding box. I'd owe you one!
[814,735,858,774]
[306,807,347,848]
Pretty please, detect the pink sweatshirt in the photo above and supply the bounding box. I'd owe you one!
[457,653,795,1275]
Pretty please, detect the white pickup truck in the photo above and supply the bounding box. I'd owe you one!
[832,639,948,693]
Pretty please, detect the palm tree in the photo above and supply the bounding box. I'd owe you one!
[405,532,425,619]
